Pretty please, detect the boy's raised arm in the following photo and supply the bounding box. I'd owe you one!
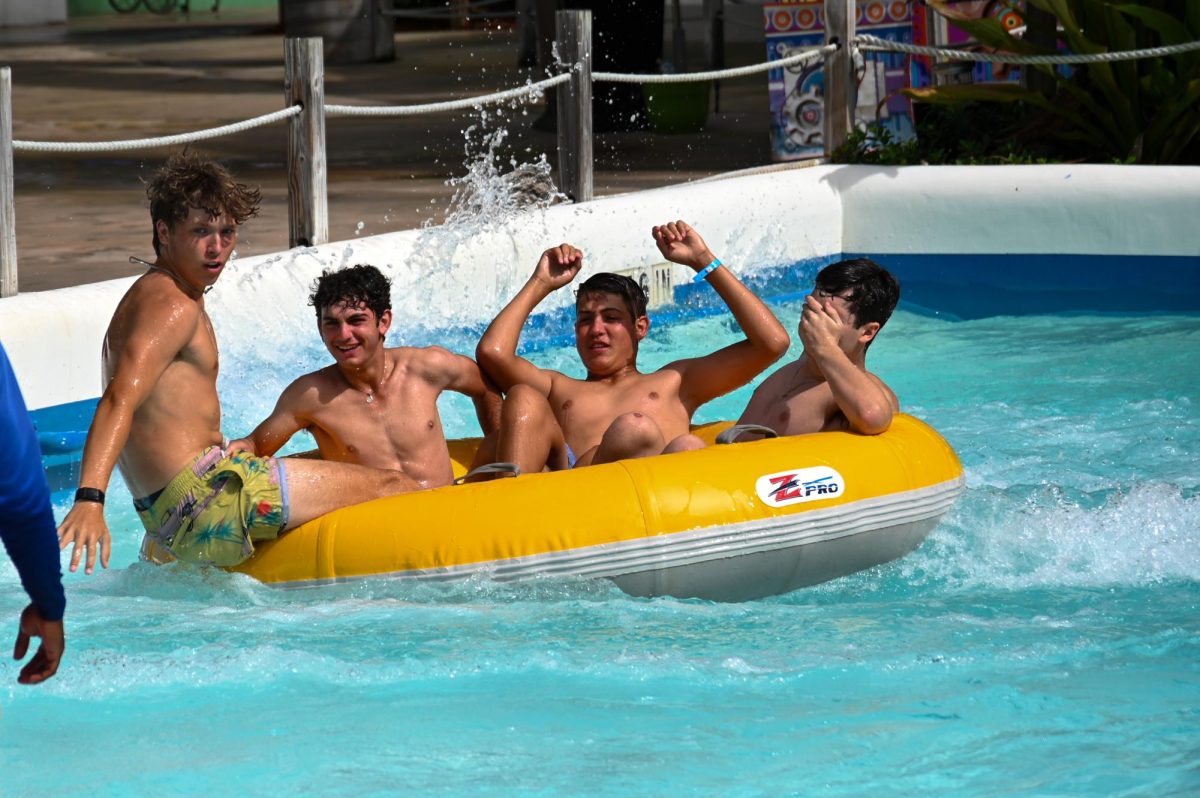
[476,244,584,396]
[654,221,790,411]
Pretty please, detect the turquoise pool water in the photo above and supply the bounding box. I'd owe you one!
[2,292,1198,796]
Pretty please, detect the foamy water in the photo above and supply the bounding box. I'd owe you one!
[2,294,1197,796]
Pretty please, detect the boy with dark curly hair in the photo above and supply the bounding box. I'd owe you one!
[736,258,901,438]
[57,153,423,573]
[230,265,501,486]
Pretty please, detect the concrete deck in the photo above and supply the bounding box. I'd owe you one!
[1,8,781,292]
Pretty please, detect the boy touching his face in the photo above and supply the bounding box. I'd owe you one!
[737,258,900,438]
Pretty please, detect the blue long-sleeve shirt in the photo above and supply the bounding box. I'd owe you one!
[0,342,66,621]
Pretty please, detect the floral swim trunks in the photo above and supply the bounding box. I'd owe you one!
[135,446,290,567]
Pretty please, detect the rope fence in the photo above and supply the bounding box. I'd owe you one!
[855,33,1200,64]
[326,73,569,117]
[11,36,1192,156]
[2,2,1198,296]
[11,105,301,154]
[3,45,838,157]
[594,44,835,84]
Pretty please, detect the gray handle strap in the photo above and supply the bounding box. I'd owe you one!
[453,461,522,485]
[715,424,779,445]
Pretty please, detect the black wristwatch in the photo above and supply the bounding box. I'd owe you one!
[74,487,106,506]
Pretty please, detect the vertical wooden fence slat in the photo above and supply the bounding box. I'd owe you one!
[822,0,855,157]
[284,37,328,249]
[555,9,593,203]
[1,68,17,297]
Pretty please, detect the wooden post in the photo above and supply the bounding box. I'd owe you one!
[822,0,855,157]
[555,10,593,203]
[284,37,328,249]
[1,68,16,298]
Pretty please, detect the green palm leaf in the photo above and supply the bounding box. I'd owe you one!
[916,0,1199,163]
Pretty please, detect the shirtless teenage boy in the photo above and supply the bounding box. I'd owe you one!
[229,265,501,488]
[737,258,900,438]
[56,153,421,572]
[476,220,790,472]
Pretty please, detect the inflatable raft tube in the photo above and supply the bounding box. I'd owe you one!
[144,414,964,601]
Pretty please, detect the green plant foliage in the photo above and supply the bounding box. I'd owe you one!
[902,0,1200,164]
[831,104,1054,164]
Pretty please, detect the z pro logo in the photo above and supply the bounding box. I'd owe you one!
[755,467,845,508]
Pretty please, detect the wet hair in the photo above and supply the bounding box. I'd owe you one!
[814,258,900,343]
[575,272,648,320]
[309,264,392,322]
[145,151,261,255]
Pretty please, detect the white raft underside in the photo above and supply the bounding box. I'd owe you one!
[271,477,964,601]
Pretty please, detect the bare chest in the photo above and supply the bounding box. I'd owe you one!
[761,377,840,435]
[311,382,444,461]
[183,313,219,376]
[554,376,688,436]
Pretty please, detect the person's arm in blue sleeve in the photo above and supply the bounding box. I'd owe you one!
[0,342,66,684]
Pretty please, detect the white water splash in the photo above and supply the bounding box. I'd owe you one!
[396,118,567,331]
[908,483,1200,590]
[212,105,570,376]
[433,126,564,231]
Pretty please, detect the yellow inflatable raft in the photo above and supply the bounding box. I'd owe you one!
[144,414,964,601]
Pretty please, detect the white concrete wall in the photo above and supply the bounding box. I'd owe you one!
[831,165,1200,257]
[0,166,841,410]
[0,0,67,27]
[2,164,1198,411]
